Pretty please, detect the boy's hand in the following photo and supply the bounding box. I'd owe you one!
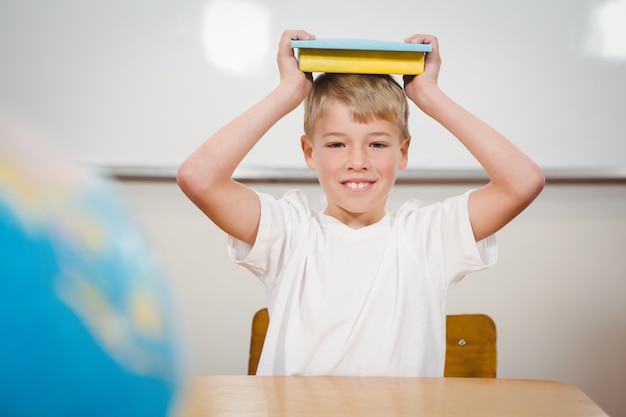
[277,30,315,104]
[402,34,442,107]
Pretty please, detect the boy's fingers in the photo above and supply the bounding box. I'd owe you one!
[278,30,315,57]
[281,29,315,44]
[404,34,436,44]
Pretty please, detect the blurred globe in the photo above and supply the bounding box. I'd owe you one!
[0,116,182,416]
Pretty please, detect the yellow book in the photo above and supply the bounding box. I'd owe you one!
[291,39,432,75]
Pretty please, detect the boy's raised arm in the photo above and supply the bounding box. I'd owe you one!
[177,30,315,246]
[403,34,545,242]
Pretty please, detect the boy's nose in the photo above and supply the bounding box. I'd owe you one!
[346,147,369,170]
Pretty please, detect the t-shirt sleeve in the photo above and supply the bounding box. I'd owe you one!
[397,190,497,290]
[227,189,309,288]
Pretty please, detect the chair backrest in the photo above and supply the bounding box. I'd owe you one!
[444,313,497,377]
[248,308,497,377]
[248,308,270,375]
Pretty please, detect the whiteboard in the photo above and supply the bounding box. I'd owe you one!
[1,0,625,178]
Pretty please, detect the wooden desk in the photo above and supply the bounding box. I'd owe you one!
[178,375,608,417]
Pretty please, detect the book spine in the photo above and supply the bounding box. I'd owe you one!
[298,49,425,75]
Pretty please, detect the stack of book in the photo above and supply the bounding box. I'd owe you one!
[291,39,432,75]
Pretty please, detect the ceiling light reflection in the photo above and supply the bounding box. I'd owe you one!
[200,0,272,76]
[584,0,626,61]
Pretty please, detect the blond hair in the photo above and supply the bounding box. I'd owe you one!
[303,73,410,139]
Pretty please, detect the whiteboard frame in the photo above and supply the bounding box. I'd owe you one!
[106,165,626,184]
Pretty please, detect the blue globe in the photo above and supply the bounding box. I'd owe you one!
[0,126,182,416]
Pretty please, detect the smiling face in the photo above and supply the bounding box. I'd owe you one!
[301,100,410,228]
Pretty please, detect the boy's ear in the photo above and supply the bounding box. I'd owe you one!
[301,135,316,170]
[398,136,411,170]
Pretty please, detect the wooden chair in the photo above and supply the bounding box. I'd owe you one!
[248,308,497,377]
[444,313,497,377]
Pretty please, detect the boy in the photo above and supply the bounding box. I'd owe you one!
[177,30,544,376]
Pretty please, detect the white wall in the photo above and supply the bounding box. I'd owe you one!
[118,179,626,417]
[2,0,625,171]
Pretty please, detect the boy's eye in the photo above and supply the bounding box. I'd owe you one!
[327,143,344,148]
[370,142,387,148]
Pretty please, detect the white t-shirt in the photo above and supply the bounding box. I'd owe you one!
[228,189,497,376]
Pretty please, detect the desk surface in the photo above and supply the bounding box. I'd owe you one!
[178,375,608,417]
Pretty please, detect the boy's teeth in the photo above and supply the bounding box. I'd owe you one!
[347,182,366,189]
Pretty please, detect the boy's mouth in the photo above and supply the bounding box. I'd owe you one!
[344,181,373,190]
